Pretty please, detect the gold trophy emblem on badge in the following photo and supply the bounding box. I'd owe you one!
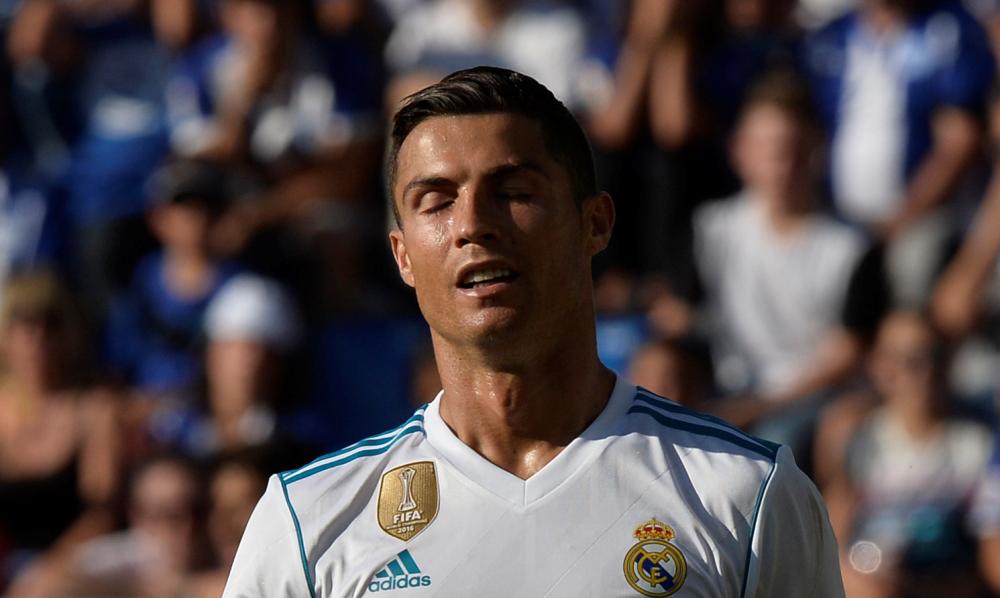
[378,461,439,541]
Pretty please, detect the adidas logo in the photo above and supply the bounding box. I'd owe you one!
[369,549,432,592]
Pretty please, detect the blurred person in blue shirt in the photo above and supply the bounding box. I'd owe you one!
[0,69,68,291]
[806,0,995,305]
[144,274,305,461]
[165,0,382,258]
[6,0,216,317]
[105,159,241,398]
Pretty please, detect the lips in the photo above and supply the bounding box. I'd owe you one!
[459,267,517,288]
[455,262,520,292]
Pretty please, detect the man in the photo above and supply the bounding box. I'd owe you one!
[223,67,843,597]
[806,0,994,305]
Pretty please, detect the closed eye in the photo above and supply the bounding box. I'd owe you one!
[419,192,455,214]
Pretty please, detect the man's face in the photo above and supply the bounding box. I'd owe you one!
[389,113,613,354]
[733,104,813,209]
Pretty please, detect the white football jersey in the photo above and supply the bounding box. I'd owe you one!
[223,377,844,597]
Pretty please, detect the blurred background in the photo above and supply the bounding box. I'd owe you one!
[1,0,1000,595]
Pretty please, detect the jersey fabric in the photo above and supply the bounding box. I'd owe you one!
[223,377,843,597]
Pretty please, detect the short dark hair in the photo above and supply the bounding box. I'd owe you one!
[741,69,822,138]
[386,66,597,226]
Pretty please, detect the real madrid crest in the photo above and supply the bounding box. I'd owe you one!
[623,518,687,597]
[377,461,439,541]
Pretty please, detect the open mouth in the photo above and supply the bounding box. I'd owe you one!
[458,268,519,289]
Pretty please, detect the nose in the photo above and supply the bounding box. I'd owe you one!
[453,185,501,248]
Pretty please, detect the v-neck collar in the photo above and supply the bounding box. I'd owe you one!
[423,375,635,508]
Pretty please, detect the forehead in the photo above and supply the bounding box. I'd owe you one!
[741,104,798,132]
[877,313,933,349]
[394,113,554,195]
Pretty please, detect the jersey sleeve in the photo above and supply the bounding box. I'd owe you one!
[934,9,995,113]
[747,446,844,598]
[222,474,315,598]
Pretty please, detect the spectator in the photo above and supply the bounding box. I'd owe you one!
[824,311,993,597]
[931,85,1000,403]
[933,90,1000,339]
[105,159,240,397]
[681,72,881,439]
[383,0,589,109]
[6,0,220,320]
[165,0,382,257]
[970,429,1000,594]
[55,454,211,597]
[806,0,995,305]
[182,454,267,597]
[0,9,70,290]
[0,270,121,594]
[145,274,304,459]
[588,0,801,295]
[626,336,713,410]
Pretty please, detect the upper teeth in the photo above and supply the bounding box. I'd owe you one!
[463,268,512,285]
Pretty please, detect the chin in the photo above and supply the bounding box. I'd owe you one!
[454,307,527,345]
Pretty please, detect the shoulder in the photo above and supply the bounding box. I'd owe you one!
[131,252,165,293]
[621,388,832,554]
[811,213,863,244]
[808,215,866,264]
[276,406,430,528]
[943,416,995,461]
[804,12,856,77]
[812,11,858,42]
[624,387,782,509]
[281,405,428,488]
[176,34,228,75]
[224,407,430,597]
[693,193,753,257]
[694,193,750,230]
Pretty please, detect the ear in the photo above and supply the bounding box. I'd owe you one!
[388,229,416,288]
[582,192,615,257]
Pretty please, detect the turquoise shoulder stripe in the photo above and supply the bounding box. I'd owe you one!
[627,404,778,461]
[634,390,780,455]
[279,475,317,598]
[283,425,425,484]
[740,458,778,598]
[281,408,426,482]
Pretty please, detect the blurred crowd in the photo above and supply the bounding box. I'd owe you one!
[1,0,1000,595]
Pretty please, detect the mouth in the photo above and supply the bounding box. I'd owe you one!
[457,267,520,290]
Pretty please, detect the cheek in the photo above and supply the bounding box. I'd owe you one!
[406,223,450,278]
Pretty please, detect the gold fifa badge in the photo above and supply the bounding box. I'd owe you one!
[377,461,439,541]
[623,518,687,597]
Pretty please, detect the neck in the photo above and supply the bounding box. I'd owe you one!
[764,202,809,238]
[888,391,941,439]
[164,250,214,298]
[758,189,812,238]
[434,329,615,480]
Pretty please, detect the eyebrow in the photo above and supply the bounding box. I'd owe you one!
[402,176,454,198]
[401,162,547,203]
[481,162,546,183]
